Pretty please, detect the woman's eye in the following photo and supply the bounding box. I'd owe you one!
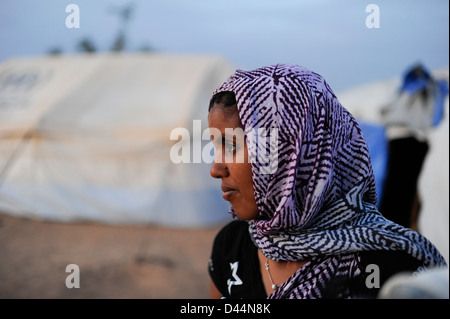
[224,142,237,153]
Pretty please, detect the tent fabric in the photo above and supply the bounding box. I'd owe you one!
[0,53,236,227]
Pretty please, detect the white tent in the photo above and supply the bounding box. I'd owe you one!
[0,52,236,228]
[337,67,449,263]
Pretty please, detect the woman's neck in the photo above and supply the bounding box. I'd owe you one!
[257,250,309,296]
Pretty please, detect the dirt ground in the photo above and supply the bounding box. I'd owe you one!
[0,212,226,299]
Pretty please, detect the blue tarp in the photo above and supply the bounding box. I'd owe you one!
[358,121,388,206]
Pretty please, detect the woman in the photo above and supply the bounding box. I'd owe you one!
[207,64,446,299]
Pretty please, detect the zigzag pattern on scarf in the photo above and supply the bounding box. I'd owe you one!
[212,64,446,299]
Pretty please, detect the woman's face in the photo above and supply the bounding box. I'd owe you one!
[208,104,259,220]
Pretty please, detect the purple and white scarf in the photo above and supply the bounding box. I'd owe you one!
[212,64,446,298]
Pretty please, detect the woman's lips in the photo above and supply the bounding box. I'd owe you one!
[221,185,237,201]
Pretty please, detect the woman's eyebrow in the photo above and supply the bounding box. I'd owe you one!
[209,135,226,145]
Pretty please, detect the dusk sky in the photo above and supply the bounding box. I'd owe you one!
[1,0,449,92]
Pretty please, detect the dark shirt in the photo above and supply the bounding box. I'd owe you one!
[208,220,424,299]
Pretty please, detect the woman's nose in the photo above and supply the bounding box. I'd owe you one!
[210,151,228,179]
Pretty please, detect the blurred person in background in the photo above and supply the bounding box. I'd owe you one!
[379,64,449,229]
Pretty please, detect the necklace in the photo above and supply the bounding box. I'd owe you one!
[265,258,281,289]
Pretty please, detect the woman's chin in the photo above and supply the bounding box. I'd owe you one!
[232,206,258,220]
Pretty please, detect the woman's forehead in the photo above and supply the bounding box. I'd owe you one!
[208,104,242,129]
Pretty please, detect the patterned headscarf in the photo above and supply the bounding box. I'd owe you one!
[211,64,446,298]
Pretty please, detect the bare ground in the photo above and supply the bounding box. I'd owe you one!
[0,212,225,299]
